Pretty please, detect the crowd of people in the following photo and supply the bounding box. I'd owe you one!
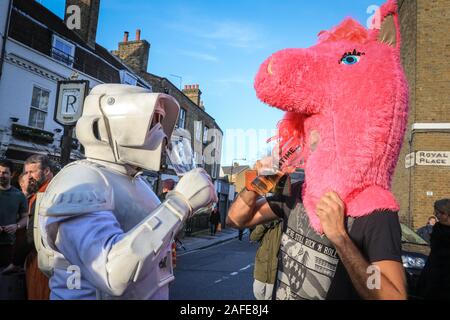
[0,155,54,299]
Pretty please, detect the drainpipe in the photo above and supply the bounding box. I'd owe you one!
[0,0,13,79]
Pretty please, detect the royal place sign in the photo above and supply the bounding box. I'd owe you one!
[415,151,450,166]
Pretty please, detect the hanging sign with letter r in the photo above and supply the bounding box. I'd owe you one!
[54,80,89,126]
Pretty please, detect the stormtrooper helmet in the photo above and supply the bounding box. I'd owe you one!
[76,84,180,171]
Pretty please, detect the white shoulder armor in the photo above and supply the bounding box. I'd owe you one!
[40,160,114,217]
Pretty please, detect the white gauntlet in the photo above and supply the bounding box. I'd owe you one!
[170,168,218,217]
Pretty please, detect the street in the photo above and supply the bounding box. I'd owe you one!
[170,236,258,300]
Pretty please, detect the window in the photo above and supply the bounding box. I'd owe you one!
[203,126,209,144]
[52,35,75,66]
[28,86,50,129]
[178,108,186,129]
[120,70,137,86]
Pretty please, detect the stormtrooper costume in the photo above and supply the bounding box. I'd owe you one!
[35,84,217,300]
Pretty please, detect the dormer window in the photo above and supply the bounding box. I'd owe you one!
[51,35,75,66]
[120,70,137,86]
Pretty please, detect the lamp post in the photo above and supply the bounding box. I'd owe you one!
[231,158,246,240]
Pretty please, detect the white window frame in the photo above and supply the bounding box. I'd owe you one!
[51,35,75,67]
[119,70,138,86]
[28,85,50,129]
[178,108,186,129]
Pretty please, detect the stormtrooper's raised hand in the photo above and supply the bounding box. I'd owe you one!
[170,168,217,215]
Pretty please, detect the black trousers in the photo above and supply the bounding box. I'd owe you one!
[12,229,32,267]
[0,244,13,267]
[210,223,218,235]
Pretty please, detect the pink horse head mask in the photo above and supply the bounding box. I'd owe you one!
[254,0,409,233]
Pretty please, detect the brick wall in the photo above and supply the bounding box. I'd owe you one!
[393,0,450,230]
[412,133,450,228]
[392,0,417,225]
[415,0,450,122]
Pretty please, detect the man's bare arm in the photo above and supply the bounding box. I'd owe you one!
[226,188,279,229]
[332,236,407,299]
[316,192,407,300]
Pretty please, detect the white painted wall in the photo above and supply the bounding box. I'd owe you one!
[0,39,102,134]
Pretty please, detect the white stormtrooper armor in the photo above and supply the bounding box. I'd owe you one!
[35,84,217,299]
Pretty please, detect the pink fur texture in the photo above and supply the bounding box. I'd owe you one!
[254,0,409,233]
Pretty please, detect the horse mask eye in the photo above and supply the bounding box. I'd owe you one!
[340,50,365,65]
[341,55,360,65]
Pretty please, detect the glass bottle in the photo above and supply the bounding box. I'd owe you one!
[250,170,284,196]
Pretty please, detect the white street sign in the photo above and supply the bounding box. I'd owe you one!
[416,151,450,166]
[55,80,89,126]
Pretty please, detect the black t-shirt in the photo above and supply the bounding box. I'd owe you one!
[266,181,402,300]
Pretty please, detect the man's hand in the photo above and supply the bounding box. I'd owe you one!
[3,224,18,235]
[316,191,347,244]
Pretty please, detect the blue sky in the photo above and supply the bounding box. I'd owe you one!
[39,0,385,166]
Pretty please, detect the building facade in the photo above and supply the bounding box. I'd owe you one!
[0,0,151,172]
[392,0,450,229]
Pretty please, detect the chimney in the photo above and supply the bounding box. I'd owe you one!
[136,29,141,41]
[182,84,202,107]
[64,0,100,49]
[112,28,150,74]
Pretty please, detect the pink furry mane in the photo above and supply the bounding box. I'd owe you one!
[318,18,370,44]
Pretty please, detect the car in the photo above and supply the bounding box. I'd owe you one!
[400,223,430,299]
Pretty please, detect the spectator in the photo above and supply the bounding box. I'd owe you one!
[0,159,28,272]
[417,199,450,300]
[416,215,437,244]
[18,172,30,198]
[250,220,282,300]
[22,155,54,300]
[209,206,220,236]
[2,173,31,274]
